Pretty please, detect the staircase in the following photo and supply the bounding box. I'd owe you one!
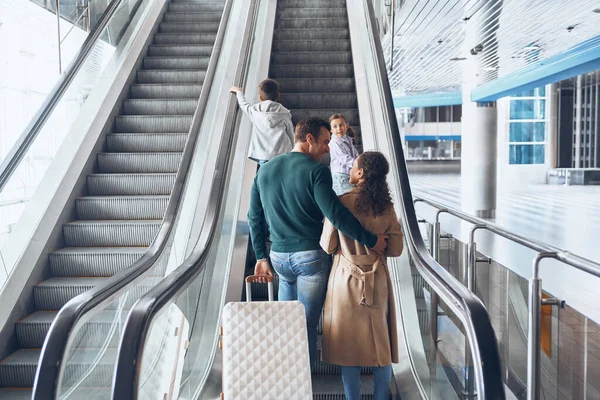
[267,0,373,398]
[0,1,224,398]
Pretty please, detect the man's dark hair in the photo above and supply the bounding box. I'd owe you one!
[294,117,331,143]
[259,79,280,101]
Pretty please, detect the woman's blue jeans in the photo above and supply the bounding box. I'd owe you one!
[341,365,392,400]
[270,249,331,365]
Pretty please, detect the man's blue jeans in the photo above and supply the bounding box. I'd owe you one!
[341,365,392,400]
[270,249,331,365]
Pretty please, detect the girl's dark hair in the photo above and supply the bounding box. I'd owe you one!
[355,151,393,217]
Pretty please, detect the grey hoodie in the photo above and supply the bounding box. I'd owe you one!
[236,92,295,161]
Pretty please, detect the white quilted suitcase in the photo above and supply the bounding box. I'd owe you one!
[220,275,312,400]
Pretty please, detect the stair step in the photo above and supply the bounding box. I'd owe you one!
[122,99,197,115]
[115,115,192,133]
[63,220,161,247]
[168,2,224,12]
[271,51,352,65]
[270,64,353,79]
[271,39,350,52]
[276,78,355,93]
[274,28,349,40]
[130,84,202,99]
[148,44,213,57]
[49,247,153,277]
[275,18,348,29]
[289,109,359,126]
[143,56,210,70]
[97,152,182,173]
[87,173,176,196]
[311,374,375,399]
[137,69,205,84]
[163,12,223,23]
[107,133,188,152]
[75,196,169,220]
[276,7,346,19]
[279,93,357,109]
[0,348,118,388]
[159,22,220,33]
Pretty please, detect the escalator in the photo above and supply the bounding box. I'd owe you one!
[0,0,227,398]
[108,0,505,399]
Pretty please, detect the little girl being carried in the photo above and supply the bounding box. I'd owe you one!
[329,113,359,196]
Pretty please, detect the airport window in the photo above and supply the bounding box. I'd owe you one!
[424,107,437,122]
[509,144,545,164]
[510,99,546,120]
[438,106,451,122]
[509,122,545,142]
[513,86,546,97]
[452,105,462,122]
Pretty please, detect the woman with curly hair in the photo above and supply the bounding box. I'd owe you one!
[320,151,404,400]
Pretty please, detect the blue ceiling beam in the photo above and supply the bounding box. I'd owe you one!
[472,35,600,102]
[393,91,462,107]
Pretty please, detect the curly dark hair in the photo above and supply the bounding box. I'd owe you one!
[354,151,393,217]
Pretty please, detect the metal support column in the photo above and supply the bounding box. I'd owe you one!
[575,75,582,167]
[56,0,63,74]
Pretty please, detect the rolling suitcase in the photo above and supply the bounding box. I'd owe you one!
[220,275,312,399]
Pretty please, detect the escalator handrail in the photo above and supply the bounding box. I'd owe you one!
[362,0,506,398]
[0,0,125,193]
[111,0,259,397]
[32,0,235,397]
[414,196,600,278]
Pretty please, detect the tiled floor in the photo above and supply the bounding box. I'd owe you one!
[407,163,600,326]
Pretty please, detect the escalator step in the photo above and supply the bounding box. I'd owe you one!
[148,44,214,57]
[168,2,224,12]
[115,115,192,133]
[274,28,349,41]
[137,69,206,84]
[276,78,355,93]
[15,310,129,349]
[49,247,154,277]
[33,277,158,311]
[62,220,161,247]
[75,195,169,220]
[0,389,32,399]
[143,56,210,70]
[278,0,346,8]
[270,64,354,79]
[97,152,182,173]
[311,374,375,399]
[271,39,351,52]
[0,348,118,388]
[130,84,202,99]
[87,173,176,196]
[276,8,346,19]
[163,12,223,23]
[158,22,220,33]
[154,33,217,45]
[279,93,357,109]
[271,51,352,65]
[107,133,188,153]
[275,18,348,29]
[122,99,198,115]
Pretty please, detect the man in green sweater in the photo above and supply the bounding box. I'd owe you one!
[248,117,387,364]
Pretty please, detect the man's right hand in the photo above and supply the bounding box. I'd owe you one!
[254,260,273,283]
[371,234,388,254]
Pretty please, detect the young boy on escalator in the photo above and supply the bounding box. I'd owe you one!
[230,79,295,165]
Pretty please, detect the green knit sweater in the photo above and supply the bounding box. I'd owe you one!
[248,152,377,260]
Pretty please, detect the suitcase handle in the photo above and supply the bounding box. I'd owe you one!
[245,275,274,302]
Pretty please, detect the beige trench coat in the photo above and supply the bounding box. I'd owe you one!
[320,192,404,367]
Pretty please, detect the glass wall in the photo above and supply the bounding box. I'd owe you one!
[508,86,547,164]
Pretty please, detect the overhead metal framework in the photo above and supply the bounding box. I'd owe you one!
[384,0,600,99]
